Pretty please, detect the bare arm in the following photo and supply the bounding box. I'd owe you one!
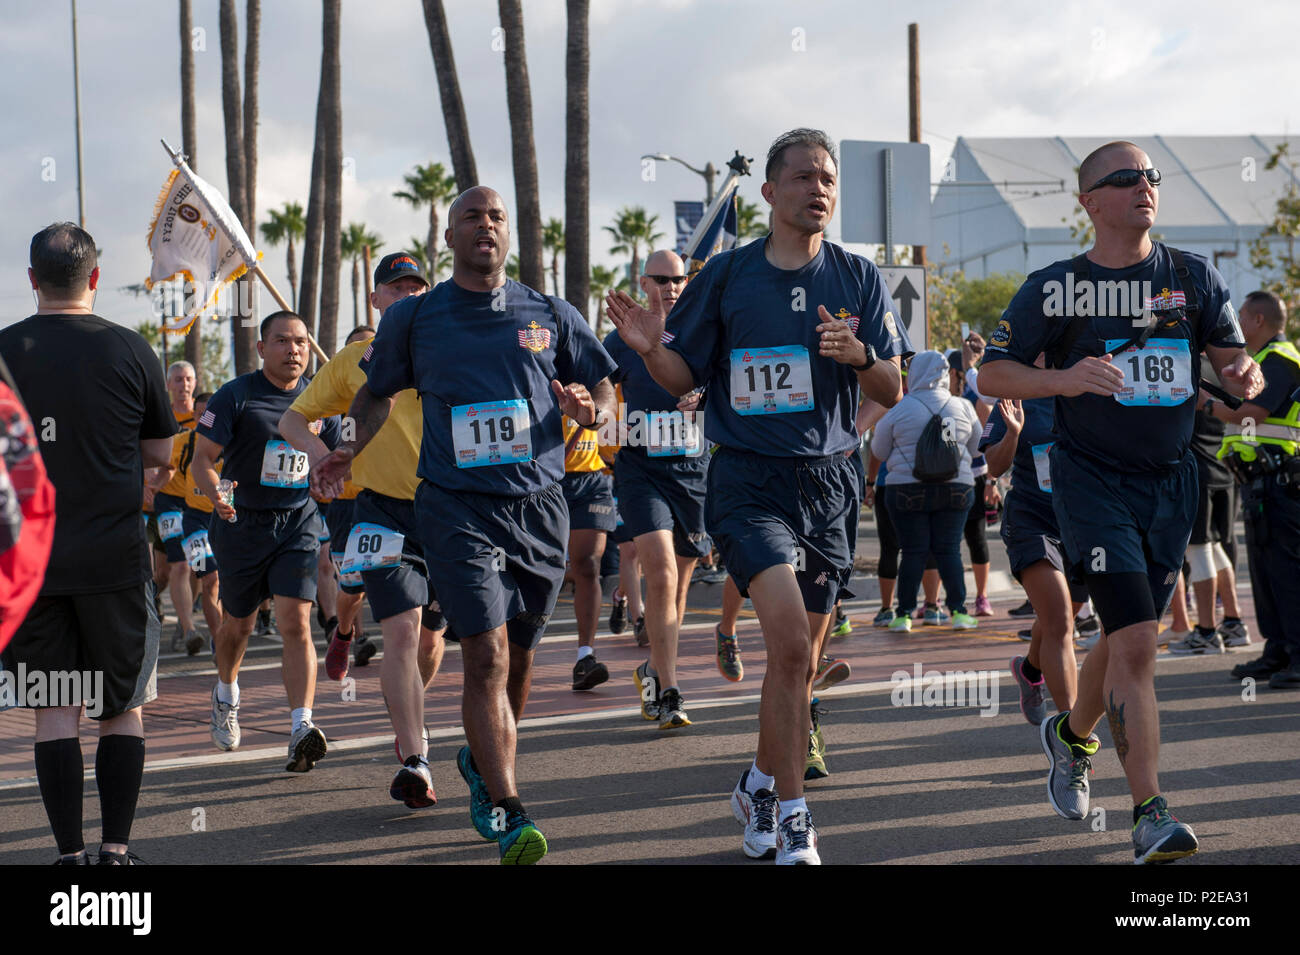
[192,435,235,521]
[981,398,1024,478]
[605,290,698,396]
[978,356,1124,400]
[1205,345,1264,401]
[310,384,394,500]
[640,343,697,398]
[857,356,903,408]
[277,409,334,467]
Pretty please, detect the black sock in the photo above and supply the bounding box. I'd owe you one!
[1133,794,1161,825]
[34,738,84,856]
[1222,616,1240,625]
[495,795,525,817]
[1196,624,1217,636]
[1020,658,1042,682]
[1057,712,1088,746]
[95,735,145,846]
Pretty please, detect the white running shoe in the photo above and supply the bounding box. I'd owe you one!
[776,808,821,865]
[210,685,240,752]
[730,770,778,859]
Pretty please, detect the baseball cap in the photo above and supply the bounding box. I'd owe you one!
[374,252,429,288]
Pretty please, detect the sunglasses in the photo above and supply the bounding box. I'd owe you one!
[1085,167,1161,192]
[645,274,688,286]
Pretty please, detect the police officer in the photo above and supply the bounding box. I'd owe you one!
[1207,291,1300,688]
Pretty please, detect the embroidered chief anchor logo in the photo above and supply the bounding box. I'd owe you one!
[833,307,861,333]
[517,321,551,353]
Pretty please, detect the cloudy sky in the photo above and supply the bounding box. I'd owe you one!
[2,0,1298,352]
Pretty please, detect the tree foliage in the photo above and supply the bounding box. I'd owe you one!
[1248,143,1300,339]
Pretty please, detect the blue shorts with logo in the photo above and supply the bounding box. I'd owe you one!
[561,470,618,533]
[706,448,858,615]
[1000,491,1087,603]
[614,448,710,559]
[324,497,364,595]
[350,489,433,621]
[208,502,324,619]
[414,479,568,650]
[1050,446,1197,622]
[181,507,219,578]
[153,492,189,565]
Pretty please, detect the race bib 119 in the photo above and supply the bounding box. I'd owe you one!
[451,399,532,468]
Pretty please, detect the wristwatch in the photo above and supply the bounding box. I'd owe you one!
[851,344,877,372]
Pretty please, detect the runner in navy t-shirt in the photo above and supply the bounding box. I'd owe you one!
[193,311,339,774]
[607,130,911,864]
[979,141,1263,863]
[311,186,617,865]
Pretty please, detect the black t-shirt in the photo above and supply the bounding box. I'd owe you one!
[1250,341,1300,420]
[197,370,340,511]
[0,314,176,594]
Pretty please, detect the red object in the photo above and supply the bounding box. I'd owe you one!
[0,381,55,652]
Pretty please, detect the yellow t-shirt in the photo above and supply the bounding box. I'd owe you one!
[181,429,221,514]
[563,416,606,474]
[158,407,196,500]
[288,338,422,501]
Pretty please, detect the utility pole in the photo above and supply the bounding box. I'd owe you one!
[71,0,86,227]
[909,22,924,271]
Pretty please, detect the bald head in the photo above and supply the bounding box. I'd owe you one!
[448,186,506,224]
[639,248,687,318]
[1078,141,1145,193]
[644,249,683,274]
[446,185,510,283]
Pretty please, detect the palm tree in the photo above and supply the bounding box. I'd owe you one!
[179,0,202,382]
[542,218,564,297]
[393,162,458,269]
[434,245,453,279]
[564,0,589,321]
[405,238,430,276]
[299,98,325,358]
[736,195,769,243]
[341,223,383,327]
[318,0,343,357]
[420,0,478,191]
[505,254,521,282]
[218,0,254,373]
[498,0,544,292]
[243,0,259,235]
[260,203,306,309]
[589,264,617,336]
[605,206,664,289]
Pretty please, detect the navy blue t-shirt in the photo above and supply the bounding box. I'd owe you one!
[197,370,341,511]
[363,278,617,495]
[664,239,912,457]
[982,243,1244,474]
[604,329,707,464]
[981,396,1057,523]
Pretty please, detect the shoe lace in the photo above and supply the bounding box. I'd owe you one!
[1067,753,1093,791]
[751,792,777,834]
[718,632,739,665]
[810,699,830,728]
[780,811,812,850]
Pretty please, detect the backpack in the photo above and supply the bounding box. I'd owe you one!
[0,355,56,652]
[911,396,962,483]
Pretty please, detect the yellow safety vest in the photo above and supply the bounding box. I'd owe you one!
[1218,339,1300,462]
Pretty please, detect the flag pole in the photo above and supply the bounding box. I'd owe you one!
[159,139,329,364]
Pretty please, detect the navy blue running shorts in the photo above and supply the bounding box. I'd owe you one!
[208,503,323,619]
[351,489,432,621]
[613,449,710,559]
[561,470,618,533]
[152,492,189,565]
[324,497,364,595]
[1000,493,1088,603]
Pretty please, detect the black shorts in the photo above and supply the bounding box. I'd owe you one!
[706,448,858,615]
[614,449,710,558]
[1189,480,1236,548]
[562,470,618,533]
[324,498,364,595]
[415,479,567,651]
[181,508,219,578]
[1001,493,1088,603]
[609,484,633,545]
[1051,446,1197,625]
[350,489,431,621]
[1,581,160,721]
[153,492,189,565]
[208,503,324,619]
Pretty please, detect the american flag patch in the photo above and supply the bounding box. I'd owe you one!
[199,409,215,428]
[660,331,676,344]
[518,321,551,352]
[981,420,994,440]
[845,316,861,334]
[1144,289,1187,311]
[363,343,374,362]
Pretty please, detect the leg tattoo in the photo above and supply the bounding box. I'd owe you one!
[1106,690,1129,768]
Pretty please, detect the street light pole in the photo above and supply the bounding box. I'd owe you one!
[71,0,86,228]
[642,152,716,205]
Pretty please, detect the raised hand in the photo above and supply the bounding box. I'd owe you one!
[1059,355,1125,397]
[815,305,867,365]
[310,448,354,502]
[605,290,666,355]
[552,380,596,427]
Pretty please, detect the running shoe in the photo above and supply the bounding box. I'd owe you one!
[394,725,430,765]
[813,654,850,690]
[776,809,821,865]
[390,756,437,808]
[571,654,609,691]
[888,614,912,633]
[169,623,185,652]
[1132,796,1199,864]
[1010,655,1047,726]
[658,687,691,730]
[1217,618,1252,648]
[184,629,203,656]
[1076,629,1103,651]
[96,849,143,865]
[257,607,273,636]
[498,809,548,865]
[353,633,378,667]
[1231,655,1285,681]
[1169,628,1225,655]
[1159,628,1190,649]
[1075,612,1101,640]
[730,770,778,860]
[209,685,240,751]
[1269,664,1300,689]
[286,721,327,773]
[633,661,660,721]
[973,595,993,616]
[831,607,851,636]
[716,626,743,682]
[608,594,628,635]
[455,746,497,841]
[951,612,978,630]
[52,852,88,865]
[1008,599,1035,617]
[1039,712,1096,820]
[633,615,649,648]
[1018,628,1034,641]
[324,620,352,681]
[923,604,949,626]
[872,607,894,628]
[806,698,830,780]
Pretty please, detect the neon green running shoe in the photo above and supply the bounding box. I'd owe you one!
[498,809,548,865]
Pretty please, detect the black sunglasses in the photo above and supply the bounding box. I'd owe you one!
[1086,167,1161,192]
[645,274,688,286]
